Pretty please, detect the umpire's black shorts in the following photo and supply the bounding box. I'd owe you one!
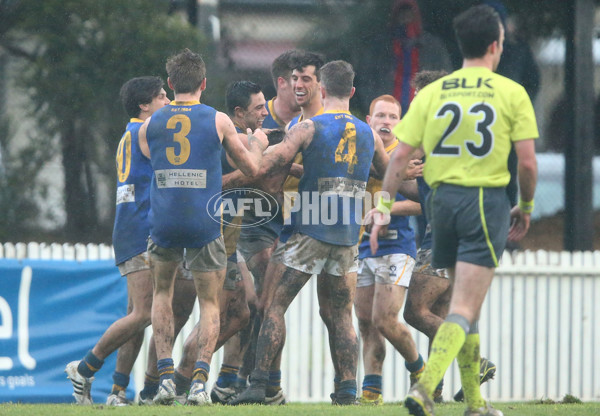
[426,184,510,269]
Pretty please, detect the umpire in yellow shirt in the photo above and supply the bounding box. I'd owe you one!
[368,5,537,416]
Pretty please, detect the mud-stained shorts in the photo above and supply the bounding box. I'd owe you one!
[120,250,194,281]
[176,263,193,281]
[283,233,358,277]
[117,252,150,276]
[357,253,415,288]
[223,257,242,291]
[236,235,278,263]
[413,248,449,279]
[236,250,246,263]
[270,239,286,265]
[147,236,227,272]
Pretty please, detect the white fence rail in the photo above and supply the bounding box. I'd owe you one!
[2,244,599,402]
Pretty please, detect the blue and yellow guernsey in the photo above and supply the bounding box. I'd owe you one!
[393,67,538,189]
[293,111,375,246]
[279,108,324,243]
[358,141,416,259]
[262,98,286,129]
[221,144,242,260]
[112,119,152,265]
[146,101,222,248]
[236,123,283,241]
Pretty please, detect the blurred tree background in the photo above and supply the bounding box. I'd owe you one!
[0,0,598,247]
[0,0,208,242]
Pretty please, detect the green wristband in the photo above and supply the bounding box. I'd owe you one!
[376,196,395,214]
[518,199,534,214]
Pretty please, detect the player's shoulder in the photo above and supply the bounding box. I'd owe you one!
[488,71,527,93]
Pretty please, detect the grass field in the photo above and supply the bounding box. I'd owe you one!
[2,402,600,415]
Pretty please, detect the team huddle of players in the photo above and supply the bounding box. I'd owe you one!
[65,5,538,416]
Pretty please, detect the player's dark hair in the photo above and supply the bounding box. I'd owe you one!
[225,81,263,115]
[119,76,164,118]
[411,70,449,91]
[271,49,302,90]
[292,51,325,81]
[453,5,501,59]
[320,60,354,99]
[166,48,206,94]
[267,129,285,146]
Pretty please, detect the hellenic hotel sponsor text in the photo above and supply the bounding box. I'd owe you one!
[155,169,207,189]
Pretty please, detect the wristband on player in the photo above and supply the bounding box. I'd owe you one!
[518,199,534,214]
[376,196,395,214]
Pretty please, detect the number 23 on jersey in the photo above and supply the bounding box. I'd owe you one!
[432,101,496,158]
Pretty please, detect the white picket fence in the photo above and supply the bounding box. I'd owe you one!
[2,243,599,402]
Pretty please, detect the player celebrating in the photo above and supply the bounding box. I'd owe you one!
[355,95,424,405]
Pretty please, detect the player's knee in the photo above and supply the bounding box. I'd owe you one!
[129,308,152,329]
[403,303,419,327]
[236,300,251,329]
[372,312,398,335]
[357,317,375,340]
[319,305,333,327]
[404,296,428,328]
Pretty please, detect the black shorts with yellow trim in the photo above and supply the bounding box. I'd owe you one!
[426,184,510,269]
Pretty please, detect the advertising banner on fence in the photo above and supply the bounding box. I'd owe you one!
[0,259,131,403]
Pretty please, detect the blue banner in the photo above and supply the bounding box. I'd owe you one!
[0,259,132,403]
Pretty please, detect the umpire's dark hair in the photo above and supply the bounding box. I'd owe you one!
[320,60,354,99]
[453,5,501,59]
[226,81,263,115]
[292,50,325,81]
[119,76,164,118]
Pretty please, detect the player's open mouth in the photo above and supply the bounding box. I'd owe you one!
[295,91,306,97]
[380,127,390,133]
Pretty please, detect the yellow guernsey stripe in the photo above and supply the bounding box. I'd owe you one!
[478,187,498,267]
[393,258,409,285]
[323,109,351,115]
[385,141,399,153]
[170,100,200,106]
[268,99,286,128]
[298,107,324,122]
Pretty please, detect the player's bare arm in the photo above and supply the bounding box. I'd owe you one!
[224,132,253,170]
[369,141,416,254]
[221,169,255,190]
[138,117,151,159]
[289,163,304,178]
[391,199,422,216]
[258,120,314,178]
[382,141,417,197]
[223,121,312,193]
[222,131,278,189]
[218,111,267,177]
[396,179,420,203]
[509,138,537,242]
[371,130,390,179]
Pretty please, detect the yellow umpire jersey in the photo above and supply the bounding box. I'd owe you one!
[393,66,538,189]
